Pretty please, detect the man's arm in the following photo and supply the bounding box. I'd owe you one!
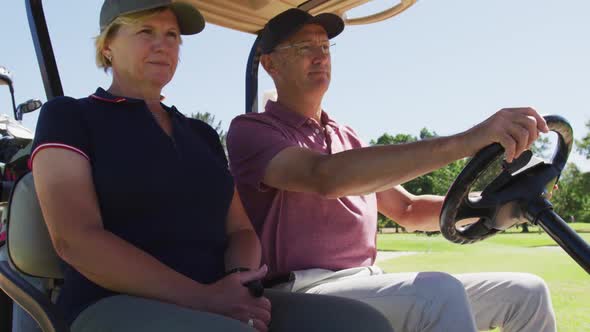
[376,186,443,232]
[377,186,487,232]
[265,135,465,198]
[263,108,549,198]
[224,188,262,271]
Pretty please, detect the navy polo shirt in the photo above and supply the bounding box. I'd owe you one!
[31,88,234,323]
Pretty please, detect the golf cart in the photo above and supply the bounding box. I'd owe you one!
[0,65,43,330]
[0,66,42,234]
[0,66,41,203]
[0,1,588,332]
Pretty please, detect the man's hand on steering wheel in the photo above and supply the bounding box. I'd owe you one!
[464,107,550,163]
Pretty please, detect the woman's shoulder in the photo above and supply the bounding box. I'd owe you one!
[41,95,94,115]
[36,93,101,133]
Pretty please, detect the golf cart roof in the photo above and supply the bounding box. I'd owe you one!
[188,0,416,33]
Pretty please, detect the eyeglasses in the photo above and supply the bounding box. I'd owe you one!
[273,41,335,56]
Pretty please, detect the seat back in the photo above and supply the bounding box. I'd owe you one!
[0,172,69,332]
[7,172,63,279]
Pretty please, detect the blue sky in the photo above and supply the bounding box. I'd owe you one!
[1,0,589,171]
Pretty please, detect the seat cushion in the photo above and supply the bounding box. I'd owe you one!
[7,172,63,278]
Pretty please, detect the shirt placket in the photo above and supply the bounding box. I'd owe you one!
[304,119,328,153]
[325,125,343,155]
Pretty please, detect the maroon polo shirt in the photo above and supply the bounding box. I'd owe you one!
[227,101,377,277]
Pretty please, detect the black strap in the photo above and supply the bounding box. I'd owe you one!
[262,273,293,288]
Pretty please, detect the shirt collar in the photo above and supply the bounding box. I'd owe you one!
[319,110,338,129]
[265,100,336,129]
[90,87,166,104]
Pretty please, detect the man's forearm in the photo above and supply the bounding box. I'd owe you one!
[378,191,444,232]
[399,195,444,232]
[316,133,470,198]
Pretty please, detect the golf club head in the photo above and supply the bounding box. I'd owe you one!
[0,66,13,87]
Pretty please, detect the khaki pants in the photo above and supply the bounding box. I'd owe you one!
[71,289,393,332]
[273,267,556,332]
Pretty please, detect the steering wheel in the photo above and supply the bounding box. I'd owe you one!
[440,115,590,274]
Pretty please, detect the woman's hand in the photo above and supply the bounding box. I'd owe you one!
[203,265,271,331]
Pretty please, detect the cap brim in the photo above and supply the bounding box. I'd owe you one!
[170,2,205,35]
[308,13,344,39]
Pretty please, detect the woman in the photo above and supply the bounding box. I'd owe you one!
[30,1,392,331]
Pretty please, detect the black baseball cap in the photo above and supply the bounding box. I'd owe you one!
[259,8,344,54]
[100,0,205,35]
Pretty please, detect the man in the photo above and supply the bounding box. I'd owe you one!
[227,8,556,332]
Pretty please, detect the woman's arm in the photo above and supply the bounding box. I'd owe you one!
[33,148,212,311]
[34,148,271,329]
[224,188,262,271]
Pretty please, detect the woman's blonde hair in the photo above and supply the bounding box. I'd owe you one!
[94,7,182,72]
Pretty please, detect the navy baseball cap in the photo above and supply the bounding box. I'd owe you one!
[259,8,344,54]
[100,0,205,35]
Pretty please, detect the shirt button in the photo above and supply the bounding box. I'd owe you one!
[314,128,320,134]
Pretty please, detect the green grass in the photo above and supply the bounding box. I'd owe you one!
[377,226,590,252]
[376,231,590,332]
[501,222,590,233]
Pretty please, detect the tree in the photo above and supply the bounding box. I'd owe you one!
[369,133,416,145]
[531,136,551,159]
[191,112,227,153]
[552,163,590,223]
[419,127,437,140]
[576,120,590,159]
